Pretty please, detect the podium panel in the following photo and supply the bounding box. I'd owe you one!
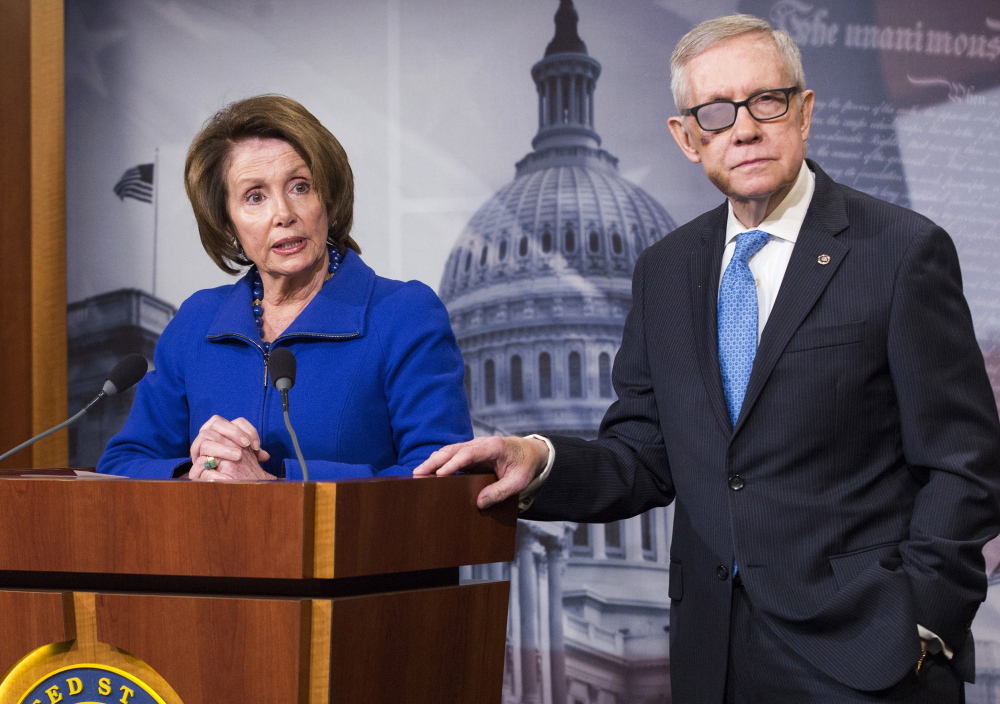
[0,591,71,677]
[0,474,515,703]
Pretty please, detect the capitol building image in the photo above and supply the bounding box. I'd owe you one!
[440,2,678,702]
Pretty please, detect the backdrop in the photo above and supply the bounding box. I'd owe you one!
[65,1,1000,702]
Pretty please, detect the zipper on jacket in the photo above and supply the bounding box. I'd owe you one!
[263,351,269,388]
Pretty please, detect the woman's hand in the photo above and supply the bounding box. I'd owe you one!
[189,415,276,481]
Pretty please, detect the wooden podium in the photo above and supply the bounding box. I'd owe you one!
[0,472,516,703]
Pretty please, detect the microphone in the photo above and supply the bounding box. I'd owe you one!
[267,348,309,482]
[0,353,148,463]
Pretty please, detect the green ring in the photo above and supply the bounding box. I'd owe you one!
[204,458,218,469]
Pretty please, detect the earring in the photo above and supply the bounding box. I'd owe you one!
[232,237,244,255]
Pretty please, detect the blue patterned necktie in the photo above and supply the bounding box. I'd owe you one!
[718,229,771,427]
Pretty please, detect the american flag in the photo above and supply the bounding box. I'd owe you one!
[113,163,154,203]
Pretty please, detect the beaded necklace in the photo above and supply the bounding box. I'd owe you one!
[252,246,343,352]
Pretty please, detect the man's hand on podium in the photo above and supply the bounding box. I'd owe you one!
[413,436,548,509]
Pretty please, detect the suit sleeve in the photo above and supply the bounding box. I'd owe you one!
[890,223,1000,652]
[525,251,675,522]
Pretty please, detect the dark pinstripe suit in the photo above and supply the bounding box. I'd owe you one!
[524,161,1000,702]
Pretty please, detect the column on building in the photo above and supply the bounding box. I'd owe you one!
[543,530,571,704]
[509,556,523,700]
[518,527,543,704]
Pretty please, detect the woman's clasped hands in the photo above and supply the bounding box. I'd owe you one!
[188,415,276,481]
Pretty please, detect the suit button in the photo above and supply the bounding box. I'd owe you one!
[728,475,745,491]
[716,565,729,580]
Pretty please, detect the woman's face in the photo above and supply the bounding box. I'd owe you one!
[226,137,329,285]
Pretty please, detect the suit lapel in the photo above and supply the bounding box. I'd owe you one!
[688,205,732,436]
[733,163,851,435]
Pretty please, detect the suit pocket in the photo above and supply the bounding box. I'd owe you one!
[829,542,901,590]
[669,559,683,601]
[784,320,864,353]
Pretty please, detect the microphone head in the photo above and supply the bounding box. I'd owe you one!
[103,353,149,396]
[268,347,297,392]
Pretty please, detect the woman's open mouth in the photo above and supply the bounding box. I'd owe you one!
[272,238,307,255]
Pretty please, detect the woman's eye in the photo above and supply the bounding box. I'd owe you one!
[293,182,310,194]
[247,191,264,204]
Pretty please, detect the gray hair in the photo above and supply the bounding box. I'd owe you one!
[670,14,806,111]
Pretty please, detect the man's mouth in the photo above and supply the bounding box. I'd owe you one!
[734,158,770,169]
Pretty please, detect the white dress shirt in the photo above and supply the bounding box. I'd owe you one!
[720,159,814,337]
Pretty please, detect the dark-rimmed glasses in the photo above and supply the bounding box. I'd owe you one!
[682,87,800,132]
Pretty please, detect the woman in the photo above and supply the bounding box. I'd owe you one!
[97,95,472,481]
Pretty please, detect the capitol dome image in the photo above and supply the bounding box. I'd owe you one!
[440,1,675,440]
[442,2,678,703]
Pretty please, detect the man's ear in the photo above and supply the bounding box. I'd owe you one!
[668,116,703,164]
[797,89,815,142]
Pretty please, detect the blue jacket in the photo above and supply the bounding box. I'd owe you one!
[97,251,473,479]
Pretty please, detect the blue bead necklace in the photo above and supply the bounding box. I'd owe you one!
[252,246,343,352]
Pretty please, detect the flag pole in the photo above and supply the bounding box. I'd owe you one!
[152,148,160,297]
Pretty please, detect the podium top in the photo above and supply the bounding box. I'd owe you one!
[0,473,516,580]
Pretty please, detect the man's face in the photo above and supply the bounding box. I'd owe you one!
[667,34,814,208]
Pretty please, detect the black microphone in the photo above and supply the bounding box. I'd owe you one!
[0,353,149,463]
[267,348,309,482]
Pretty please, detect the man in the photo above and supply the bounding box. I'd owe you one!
[415,14,1000,703]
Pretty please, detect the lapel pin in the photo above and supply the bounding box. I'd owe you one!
[817,254,831,265]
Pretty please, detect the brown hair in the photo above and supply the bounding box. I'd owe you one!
[184,94,360,274]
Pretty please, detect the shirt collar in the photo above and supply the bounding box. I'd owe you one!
[205,249,375,343]
[725,160,816,246]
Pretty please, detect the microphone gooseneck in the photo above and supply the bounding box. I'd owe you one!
[0,354,149,463]
[267,348,309,482]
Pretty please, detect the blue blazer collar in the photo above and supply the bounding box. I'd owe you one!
[206,250,376,343]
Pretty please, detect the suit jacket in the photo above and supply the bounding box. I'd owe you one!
[98,250,473,480]
[525,161,1000,702]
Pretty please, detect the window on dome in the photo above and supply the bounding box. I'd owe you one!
[641,511,657,561]
[539,353,552,399]
[633,224,644,254]
[599,353,612,398]
[499,240,507,261]
[589,231,600,253]
[464,252,471,271]
[480,245,488,267]
[519,236,528,257]
[562,76,571,123]
[542,229,552,253]
[484,360,496,405]
[464,365,471,404]
[510,355,523,402]
[612,233,623,255]
[605,521,624,558]
[568,351,582,398]
[565,227,575,252]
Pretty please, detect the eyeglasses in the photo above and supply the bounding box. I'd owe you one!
[682,87,800,132]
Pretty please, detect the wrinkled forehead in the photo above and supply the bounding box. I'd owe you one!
[684,35,789,104]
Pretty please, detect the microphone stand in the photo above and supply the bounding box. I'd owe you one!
[279,388,309,482]
[0,391,108,463]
